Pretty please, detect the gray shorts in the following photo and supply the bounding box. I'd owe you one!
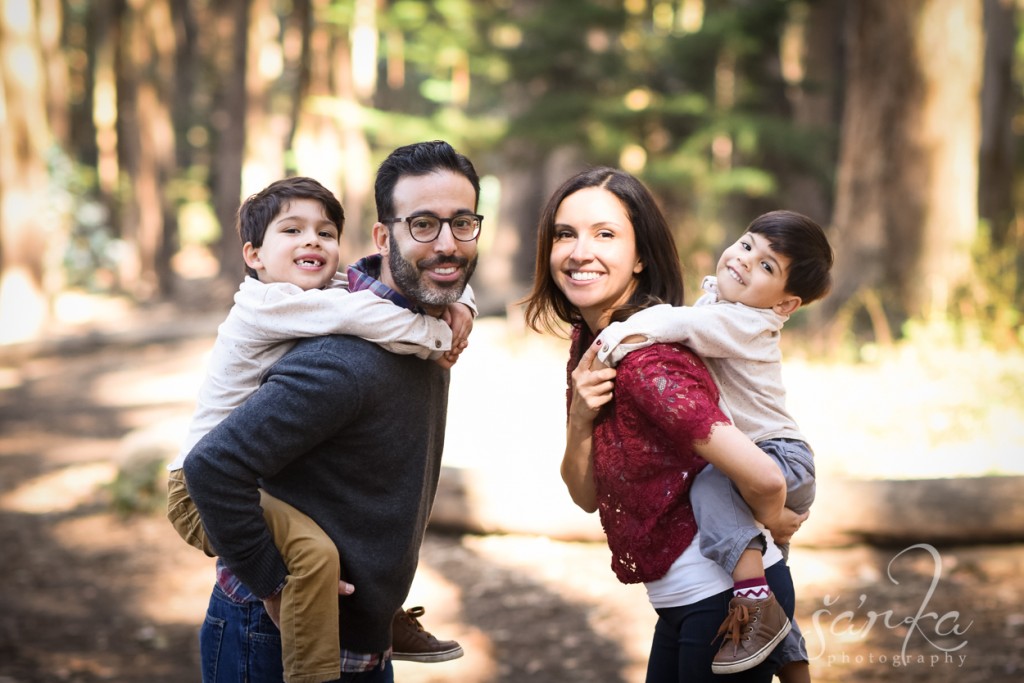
[690,438,815,572]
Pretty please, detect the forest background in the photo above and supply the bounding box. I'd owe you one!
[3,0,1022,345]
[1,1,1024,681]
[4,0,1023,476]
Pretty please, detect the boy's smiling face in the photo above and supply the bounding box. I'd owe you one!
[715,232,801,314]
[243,198,341,290]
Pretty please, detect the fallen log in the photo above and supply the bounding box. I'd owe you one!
[430,467,1024,548]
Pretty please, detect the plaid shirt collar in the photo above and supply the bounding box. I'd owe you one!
[347,254,420,312]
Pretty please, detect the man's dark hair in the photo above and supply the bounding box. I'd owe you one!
[747,210,833,304]
[236,177,344,279]
[374,140,480,222]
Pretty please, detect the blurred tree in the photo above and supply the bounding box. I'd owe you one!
[209,0,249,279]
[114,0,182,298]
[0,0,60,342]
[825,0,984,338]
[979,0,1017,247]
[773,0,845,225]
[5,0,1016,347]
[485,0,833,307]
[297,0,373,259]
[975,0,1022,344]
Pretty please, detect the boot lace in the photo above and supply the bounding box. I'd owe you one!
[400,606,427,633]
[715,603,752,647]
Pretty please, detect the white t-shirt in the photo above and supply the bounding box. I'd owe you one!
[645,530,784,609]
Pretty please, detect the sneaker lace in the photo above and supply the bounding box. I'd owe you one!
[715,603,751,647]
[400,606,427,633]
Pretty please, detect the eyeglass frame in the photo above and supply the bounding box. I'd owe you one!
[382,213,484,243]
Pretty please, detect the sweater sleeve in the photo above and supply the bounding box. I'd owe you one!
[183,343,361,598]
[597,302,781,365]
[248,279,452,359]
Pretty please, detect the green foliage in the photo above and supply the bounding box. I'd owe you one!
[299,0,817,239]
[104,449,168,517]
[938,220,1024,348]
[47,147,121,293]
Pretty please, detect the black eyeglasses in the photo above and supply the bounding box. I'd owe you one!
[384,213,483,243]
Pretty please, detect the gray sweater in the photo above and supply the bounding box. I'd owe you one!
[184,333,449,653]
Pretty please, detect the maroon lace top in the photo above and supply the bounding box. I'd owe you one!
[568,327,729,584]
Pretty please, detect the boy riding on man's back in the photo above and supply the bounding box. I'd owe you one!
[166,176,468,683]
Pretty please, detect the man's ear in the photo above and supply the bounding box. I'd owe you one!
[242,242,262,271]
[371,222,390,255]
[773,295,801,316]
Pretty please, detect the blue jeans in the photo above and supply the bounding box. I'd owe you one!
[199,584,394,683]
[645,562,795,683]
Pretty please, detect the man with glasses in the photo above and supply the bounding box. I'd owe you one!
[185,140,482,683]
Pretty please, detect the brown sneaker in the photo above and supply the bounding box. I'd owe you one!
[391,606,464,663]
[711,593,791,674]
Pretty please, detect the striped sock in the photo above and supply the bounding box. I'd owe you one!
[733,576,771,600]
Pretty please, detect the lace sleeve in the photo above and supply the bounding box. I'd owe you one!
[616,344,730,447]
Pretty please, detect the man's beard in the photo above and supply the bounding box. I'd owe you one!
[388,232,477,307]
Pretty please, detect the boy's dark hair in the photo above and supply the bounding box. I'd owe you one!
[746,210,833,304]
[237,176,344,279]
[374,140,480,222]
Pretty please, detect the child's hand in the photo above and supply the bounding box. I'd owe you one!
[263,594,282,628]
[266,580,353,626]
[436,302,474,367]
[767,507,809,546]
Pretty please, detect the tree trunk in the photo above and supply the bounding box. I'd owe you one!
[0,0,57,342]
[115,0,179,299]
[242,0,290,195]
[293,0,350,233]
[826,0,983,333]
[778,0,845,226]
[979,0,1017,247]
[325,4,374,261]
[211,0,247,279]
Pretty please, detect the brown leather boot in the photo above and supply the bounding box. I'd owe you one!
[391,606,464,663]
[711,593,791,674]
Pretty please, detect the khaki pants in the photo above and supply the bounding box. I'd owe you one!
[167,469,342,683]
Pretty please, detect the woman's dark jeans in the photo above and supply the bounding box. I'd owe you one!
[645,561,796,683]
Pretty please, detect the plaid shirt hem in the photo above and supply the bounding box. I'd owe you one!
[215,561,392,672]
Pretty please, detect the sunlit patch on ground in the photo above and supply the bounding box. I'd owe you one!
[1,310,1022,681]
[0,462,115,514]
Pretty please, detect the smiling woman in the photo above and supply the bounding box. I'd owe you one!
[523,166,684,337]
[549,186,645,333]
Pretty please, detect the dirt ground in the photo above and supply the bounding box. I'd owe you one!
[1,298,1023,683]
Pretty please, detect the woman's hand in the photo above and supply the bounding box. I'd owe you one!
[562,341,616,513]
[569,341,617,423]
